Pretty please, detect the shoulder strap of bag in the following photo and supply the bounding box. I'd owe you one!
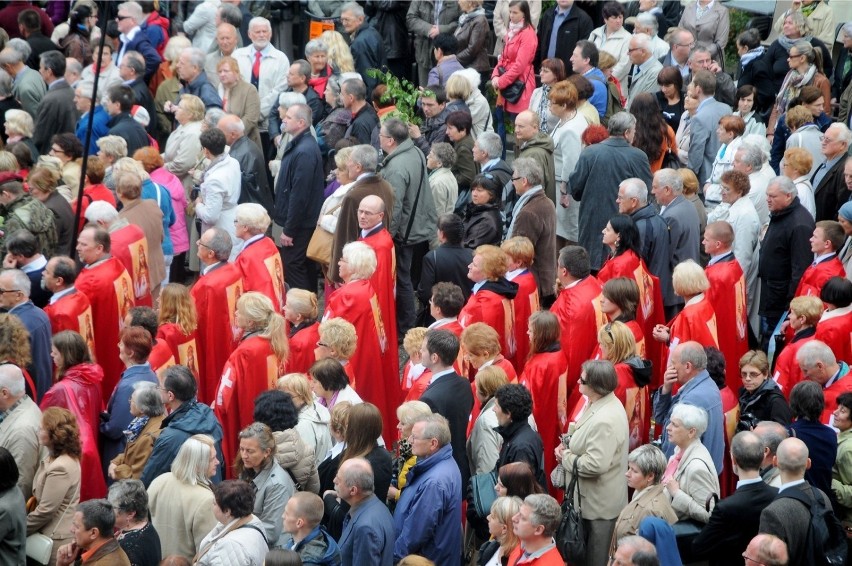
[564,457,582,512]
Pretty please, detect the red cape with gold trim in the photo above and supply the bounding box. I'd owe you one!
[508,270,540,375]
[44,290,96,360]
[235,237,285,312]
[705,255,749,392]
[283,321,320,375]
[157,323,200,382]
[111,224,153,307]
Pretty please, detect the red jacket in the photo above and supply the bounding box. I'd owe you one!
[815,306,852,368]
[235,236,285,312]
[773,328,816,399]
[283,321,320,375]
[705,254,749,392]
[795,255,845,298]
[491,25,538,113]
[508,269,540,375]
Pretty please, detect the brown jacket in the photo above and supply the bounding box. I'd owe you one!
[222,79,262,149]
[118,199,166,299]
[78,538,131,565]
[110,415,165,480]
[609,483,678,557]
[509,189,557,299]
[328,174,395,283]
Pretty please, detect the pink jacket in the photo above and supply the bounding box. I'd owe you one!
[491,25,538,114]
[151,167,190,254]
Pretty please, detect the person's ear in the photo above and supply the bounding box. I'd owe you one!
[806,457,812,470]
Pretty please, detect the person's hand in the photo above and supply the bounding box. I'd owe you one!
[279,233,294,247]
[408,123,421,139]
[491,77,500,90]
[662,364,678,394]
[164,101,175,114]
[708,61,722,74]
[2,253,16,268]
[560,193,570,209]
[780,319,790,333]
[665,477,680,495]
[108,463,117,480]
[387,485,399,500]
[652,324,670,343]
[56,543,78,566]
[428,24,439,38]
[554,444,565,460]
[274,134,282,147]
[323,489,337,499]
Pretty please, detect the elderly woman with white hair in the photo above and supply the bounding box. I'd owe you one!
[662,403,720,524]
[108,382,166,481]
[427,142,459,221]
[154,36,192,142]
[162,94,205,193]
[148,434,220,559]
[447,69,491,138]
[233,203,285,311]
[4,108,38,162]
[305,38,336,99]
[95,134,127,191]
[107,479,162,564]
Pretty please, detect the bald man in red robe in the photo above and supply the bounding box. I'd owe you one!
[191,228,245,405]
[74,226,135,405]
[234,203,285,311]
[42,256,96,359]
[357,195,398,354]
[703,221,749,392]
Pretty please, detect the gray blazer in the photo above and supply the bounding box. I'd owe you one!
[661,195,701,295]
[626,59,663,107]
[759,482,832,565]
[688,97,733,185]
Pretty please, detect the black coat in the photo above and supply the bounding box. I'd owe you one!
[494,420,546,490]
[229,136,273,213]
[349,21,387,96]
[420,371,475,495]
[128,77,159,139]
[344,103,379,145]
[463,202,502,250]
[738,380,792,426]
[536,5,594,71]
[44,191,74,259]
[631,203,674,306]
[106,112,150,156]
[692,480,778,566]
[366,0,409,60]
[834,47,852,101]
[25,32,59,69]
[274,129,324,233]
[119,31,162,82]
[737,51,775,117]
[813,156,851,222]
[417,243,474,305]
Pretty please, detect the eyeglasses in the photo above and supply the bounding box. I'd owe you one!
[115,14,131,21]
[197,241,212,249]
[50,147,65,154]
[316,341,329,348]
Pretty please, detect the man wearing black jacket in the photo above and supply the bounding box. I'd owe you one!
[104,84,150,156]
[218,114,273,213]
[536,0,593,73]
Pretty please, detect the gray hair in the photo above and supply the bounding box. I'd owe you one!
[349,144,378,172]
[513,157,544,187]
[677,341,708,370]
[235,203,271,234]
[477,131,502,159]
[791,40,816,65]
[76,80,95,100]
[278,91,306,108]
[1,269,29,298]
[687,45,713,63]
[608,112,636,136]
[304,39,328,57]
[627,444,667,483]
[827,123,852,146]
[768,175,797,196]
[206,227,233,261]
[291,59,311,79]
[7,38,32,62]
[39,50,65,78]
[217,3,242,26]
[340,457,375,494]
[183,47,206,71]
[754,421,788,456]
[796,339,835,369]
[843,22,852,39]
[4,109,33,138]
[203,108,226,130]
[171,434,216,486]
[76,499,115,536]
[340,1,365,18]
[96,135,128,160]
[84,200,119,224]
[117,1,144,23]
[524,494,562,537]
[107,479,149,519]
[430,142,456,169]
[164,36,191,64]
[131,381,165,417]
[620,178,648,205]
[631,32,652,52]
[342,77,367,101]
[655,168,683,194]
[731,431,765,471]
[220,114,245,136]
[0,46,24,67]
[414,413,452,447]
[636,12,659,33]
[121,50,145,77]
[0,364,25,397]
[65,57,83,77]
[736,142,766,169]
[248,17,272,32]
[671,403,709,435]
[341,241,377,279]
[617,536,656,556]
[288,103,312,127]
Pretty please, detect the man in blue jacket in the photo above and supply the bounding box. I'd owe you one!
[393,414,462,566]
[337,458,395,566]
[140,365,224,487]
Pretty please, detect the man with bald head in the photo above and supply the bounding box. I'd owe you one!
[336,457,395,565]
[754,421,788,487]
[205,23,240,88]
[513,110,555,203]
[759,437,840,565]
[611,535,657,566]
[217,113,271,210]
[358,194,398,351]
[625,33,663,106]
[744,534,788,566]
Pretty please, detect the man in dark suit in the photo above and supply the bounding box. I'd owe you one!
[536,0,593,72]
[693,431,778,565]
[218,114,273,213]
[32,50,76,156]
[759,437,837,566]
[118,51,158,141]
[687,70,733,186]
[17,9,58,70]
[812,125,851,222]
[419,329,474,494]
[336,458,395,566]
[417,213,474,311]
[104,84,150,156]
[115,1,161,82]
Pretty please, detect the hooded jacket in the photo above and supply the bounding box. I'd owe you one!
[463,202,502,249]
[296,402,332,466]
[494,419,546,489]
[279,525,342,566]
[739,378,792,426]
[515,132,556,202]
[140,400,224,487]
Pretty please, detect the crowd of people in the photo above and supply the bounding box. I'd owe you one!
[3,0,852,565]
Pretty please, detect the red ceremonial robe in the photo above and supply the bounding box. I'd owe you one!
[824,371,852,424]
[773,328,816,399]
[148,340,176,378]
[666,295,719,355]
[519,348,568,497]
[795,255,846,298]
[190,262,244,405]
[235,236,285,311]
[705,253,749,392]
[551,276,608,426]
[431,318,463,337]
[213,334,282,477]
[156,323,200,381]
[467,356,518,436]
[815,306,852,368]
[460,279,519,366]
[597,250,665,388]
[283,321,320,375]
[44,289,96,360]
[719,385,740,498]
[403,362,432,401]
[110,224,153,307]
[324,278,398,446]
[361,227,398,352]
[507,269,540,374]
[613,362,651,454]
[76,257,135,405]
[591,320,646,360]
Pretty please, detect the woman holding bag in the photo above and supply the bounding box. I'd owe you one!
[490,0,538,157]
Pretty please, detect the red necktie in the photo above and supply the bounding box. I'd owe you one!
[251,51,261,89]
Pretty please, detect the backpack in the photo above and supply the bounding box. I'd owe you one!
[779,486,847,566]
[588,74,624,126]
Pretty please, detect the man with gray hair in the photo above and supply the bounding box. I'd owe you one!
[205,23,239,89]
[570,111,652,271]
[625,33,663,106]
[653,341,724,472]
[509,493,563,563]
[286,59,325,125]
[652,167,700,318]
[683,46,736,107]
[64,56,82,87]
[473,132,513,217]
[393,413,463,565]
[612,535,658,566]
[743,534,788,566]
[340,2,385,97]
[232,202,284,311]
[329,144,395,284]
[0,268,51,399]
[0,44,45,117]
[758,176,815,348]
[336,457,395,566]
[119,50,158,139]
[217,114,272,212]
[617,177,674,305]
[342,77,379,145]
[190,227,245,404]
[174,46,221,110]
[796,340,852,423]
[32,50,75,155]
[661,28,694,76]
[509,157,556,305]
[115,1,161,82]
[688,68,732,186]
[732,141,773,226]
[754,420,788,487]
[812,123,852,221]
[0,363,41,499]
[635,13,668,59]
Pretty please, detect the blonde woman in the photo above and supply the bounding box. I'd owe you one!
[320,30,356,73]
[282,289,320,375]
[161,94,205,193]
[388,400,433,502]
[153,36,191,142]
[277,373,331,464]
[212,292,289,474]
[4,108,38,162]
[478,496,523,566]
[317,146,356,235]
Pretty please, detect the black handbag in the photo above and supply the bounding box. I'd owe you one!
[556,458,586,564]
[497,66,525,104]
[470,470,498,517]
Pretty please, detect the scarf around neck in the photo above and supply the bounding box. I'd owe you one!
[459,7,485,26]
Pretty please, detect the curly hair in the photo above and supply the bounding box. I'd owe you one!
[42,407,82,458]
[0,313,31,368]
[630,92,666,163]
[253,390,299,431]
[157,283,198,335]
[494,383,533,422]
